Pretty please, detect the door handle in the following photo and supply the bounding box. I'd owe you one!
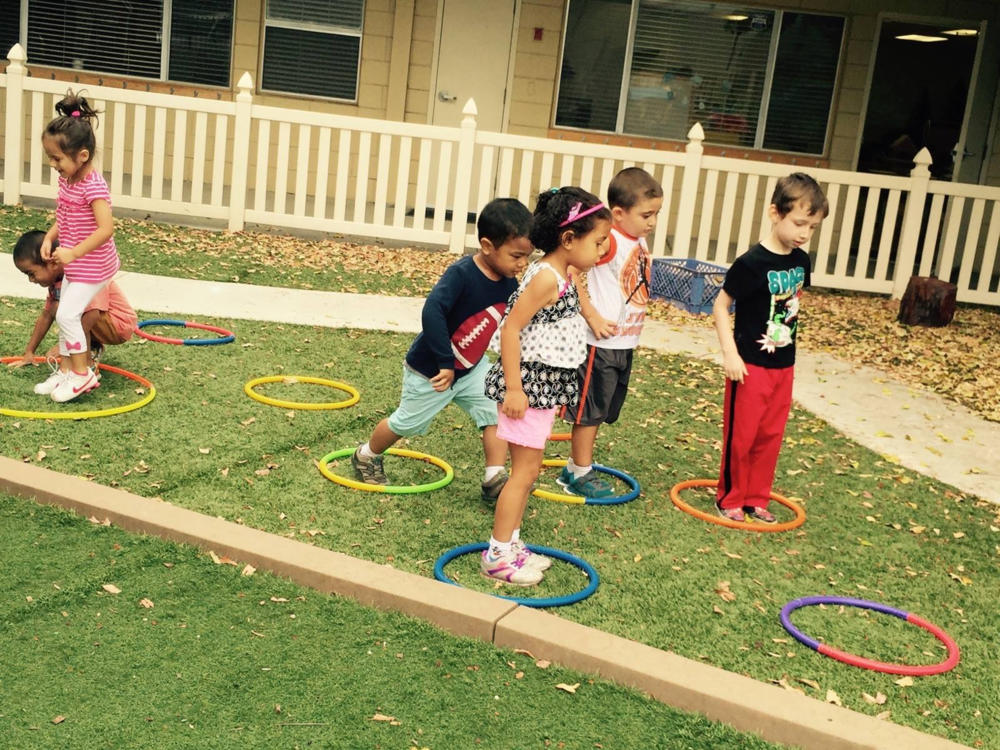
[438,91,457,102]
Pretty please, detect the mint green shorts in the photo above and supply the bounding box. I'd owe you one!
[387,358,497,437]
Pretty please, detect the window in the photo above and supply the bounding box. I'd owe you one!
[556,1,844,155]
[261,0,364,100]
[20,0,233,86]
[1,3,20,61]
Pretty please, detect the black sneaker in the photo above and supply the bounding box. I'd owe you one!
[351,447,388,485]
[480,469,509,502]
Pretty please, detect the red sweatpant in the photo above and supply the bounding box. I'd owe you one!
[717,364,794,510]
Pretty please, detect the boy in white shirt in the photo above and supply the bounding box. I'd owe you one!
[559,168,663,497]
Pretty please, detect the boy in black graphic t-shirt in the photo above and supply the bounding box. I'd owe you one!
[712,173,828,523]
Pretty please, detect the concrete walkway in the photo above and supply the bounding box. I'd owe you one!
[2,265,997,504]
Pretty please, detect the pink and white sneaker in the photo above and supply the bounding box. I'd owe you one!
[480,549,544,586]
[50,368,99,403]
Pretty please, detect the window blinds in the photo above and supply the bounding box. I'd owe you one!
[27,0,164,78]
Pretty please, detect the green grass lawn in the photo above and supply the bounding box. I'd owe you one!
[0,494,783,750]
[1,297,997,748]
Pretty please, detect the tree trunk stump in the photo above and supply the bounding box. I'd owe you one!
[897,276,957,327]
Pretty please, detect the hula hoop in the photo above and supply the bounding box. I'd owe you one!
[136,319,235,346]
[316,446,453,494]
[434,542,599,608]
[532,459,640,505]
[780,596,960,676]
[670,478,805,532]
[244,375,360,411]
[0,356,156,420]
[548,431,572,441]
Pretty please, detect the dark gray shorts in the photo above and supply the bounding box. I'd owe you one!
[562,345,633,426]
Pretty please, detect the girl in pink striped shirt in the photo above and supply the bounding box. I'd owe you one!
[36,90,121,403]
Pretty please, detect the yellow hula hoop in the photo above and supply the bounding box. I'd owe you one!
[316,447,454,494]
[0,358,156,420]
[244,375,360,410]
[532,458,589,505]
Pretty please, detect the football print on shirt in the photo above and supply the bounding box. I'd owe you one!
[451,303,506,370]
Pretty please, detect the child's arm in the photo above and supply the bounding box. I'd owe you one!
[498,272,558,419]
[7,306,57,368]
[574,276,616,339]
[420,264,462,391]
[713,289,747,383]
[40,221,59,261]
[52,198,113,265]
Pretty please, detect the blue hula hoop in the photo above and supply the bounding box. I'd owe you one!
[136,318,236,346]
[534,460,640,505]
[433,542,599,608]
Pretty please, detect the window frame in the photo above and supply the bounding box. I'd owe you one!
[258,0,365,102]
[554,1,846,156]
[14,0,234,87]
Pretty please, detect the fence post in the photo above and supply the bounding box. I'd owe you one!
[448,98,478,254]
[228,72,254,232]
[671,122,704,258]
[3,44,27,206]
[891,147,932,298]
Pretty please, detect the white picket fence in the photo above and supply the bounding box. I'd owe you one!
[3,44,999,306]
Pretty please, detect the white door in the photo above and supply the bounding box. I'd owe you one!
[431,0,516,131]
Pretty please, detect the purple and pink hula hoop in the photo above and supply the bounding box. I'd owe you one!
[780,596,960,676]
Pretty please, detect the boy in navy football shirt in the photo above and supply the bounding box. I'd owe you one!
[352,198,533,500]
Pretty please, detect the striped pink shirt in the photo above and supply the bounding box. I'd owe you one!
[56,171,120,283]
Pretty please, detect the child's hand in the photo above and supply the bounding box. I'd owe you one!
[722,351,748,383]
[588,315,617,339]
[6,353,35,369]
[501,388,528,419]
[52,245,76,265]
[40,237,53,260]
[429,368,455,392]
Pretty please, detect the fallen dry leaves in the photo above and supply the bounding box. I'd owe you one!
[648,289,1000,422]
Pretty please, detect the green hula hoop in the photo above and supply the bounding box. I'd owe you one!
[317,447,454,494]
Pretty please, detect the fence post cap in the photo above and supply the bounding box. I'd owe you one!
[462,98,478,116]
[236,72,254,91]
[6,43,25,63]
[686,122,705,142]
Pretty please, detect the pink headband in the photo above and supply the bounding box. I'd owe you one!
[559,201,607,227]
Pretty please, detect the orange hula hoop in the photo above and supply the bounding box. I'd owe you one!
[670,478,805,532]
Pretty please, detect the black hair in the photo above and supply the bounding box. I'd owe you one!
[530,186,611,254]
[43,89,100,162]
[13,230,54,265]
[477,197,532,248]
[607,167,663,209]
[772,172,828,218]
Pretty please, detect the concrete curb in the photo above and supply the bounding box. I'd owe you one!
[0,456,969,750]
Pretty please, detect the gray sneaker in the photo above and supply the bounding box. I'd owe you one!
[480,468,509,502]
[351,447,388,485]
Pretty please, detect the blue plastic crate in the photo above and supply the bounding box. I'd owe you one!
[650,257,730,315]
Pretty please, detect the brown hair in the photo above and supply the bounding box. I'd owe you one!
[772,172,828,217]
[43,89,100,163]
[607,167,663,210]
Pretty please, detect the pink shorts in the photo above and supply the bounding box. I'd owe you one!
[496,406,557,450]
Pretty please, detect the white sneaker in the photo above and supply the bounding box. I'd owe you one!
[51,368,100,403]
[34,368,68,395]
[512,539,552,571]
[480,549,544,586]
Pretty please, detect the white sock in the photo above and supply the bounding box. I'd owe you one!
[358,442,378,460]
[568,459,591,479]
[484,465,505,482]
[511,528,520,543]
[488,536,512,559]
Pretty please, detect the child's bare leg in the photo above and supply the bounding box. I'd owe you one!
[570,423,599,467]
[491,443,542,542]
[481,424,507,467]
[368,419,401,454]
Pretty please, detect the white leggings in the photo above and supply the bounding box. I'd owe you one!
[56,277,109,357]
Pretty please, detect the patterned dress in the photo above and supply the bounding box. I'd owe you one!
[484,261,588,410]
